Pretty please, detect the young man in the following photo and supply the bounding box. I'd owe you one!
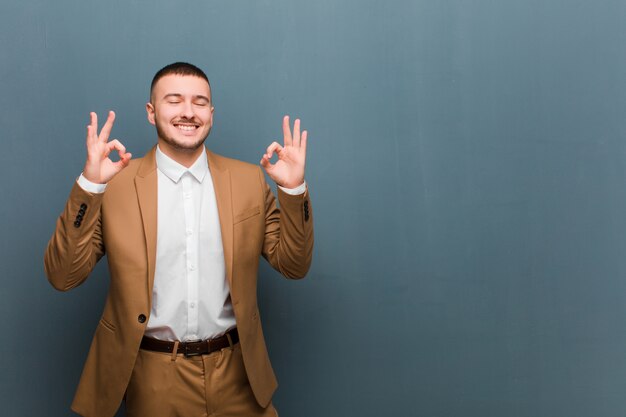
[44,62,313,417]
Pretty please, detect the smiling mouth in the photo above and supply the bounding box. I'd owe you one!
[173,123,199,132]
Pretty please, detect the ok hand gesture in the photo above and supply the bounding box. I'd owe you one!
[260,116,308,189]
[82,111,132,184]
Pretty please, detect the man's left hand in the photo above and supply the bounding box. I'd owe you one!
[260,115,307,189]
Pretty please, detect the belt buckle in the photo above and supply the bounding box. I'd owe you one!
[183,339,203,357]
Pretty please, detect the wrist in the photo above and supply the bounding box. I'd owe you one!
[82,162,108,184]
[278,178,304,189]
[278,181,306,195]
[82,165,102,184]
[77,173,107,193]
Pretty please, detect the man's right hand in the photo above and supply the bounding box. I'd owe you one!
[82,111,132,184]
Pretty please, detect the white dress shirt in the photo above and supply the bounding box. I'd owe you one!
[77,145,306,342]
[146,146,235,341]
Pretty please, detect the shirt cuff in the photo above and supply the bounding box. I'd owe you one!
[77,174,107,194]
[278,181,306,196]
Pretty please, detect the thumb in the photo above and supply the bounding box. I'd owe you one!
[260,155,272,170]
[113,153,132,171]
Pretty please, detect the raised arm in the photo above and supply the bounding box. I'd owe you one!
[44,111,131,291]
[260,116,313,278]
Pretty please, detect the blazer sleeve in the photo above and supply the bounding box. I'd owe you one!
[260,168,314,279]
[44,181,106,291]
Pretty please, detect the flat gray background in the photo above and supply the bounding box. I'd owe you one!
[1,0,626,416]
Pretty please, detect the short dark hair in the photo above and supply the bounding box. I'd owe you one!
[150,62,211,101]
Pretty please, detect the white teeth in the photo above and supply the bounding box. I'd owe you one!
[175,125,197,131]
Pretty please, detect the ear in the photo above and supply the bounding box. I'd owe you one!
[146,102,156,125]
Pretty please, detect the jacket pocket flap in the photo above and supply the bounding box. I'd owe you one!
[234,205,261,224]
[99,317,116,333]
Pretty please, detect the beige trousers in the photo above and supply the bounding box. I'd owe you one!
[125,343,278,417]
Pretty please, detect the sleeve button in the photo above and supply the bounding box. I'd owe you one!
[137,314,146,323]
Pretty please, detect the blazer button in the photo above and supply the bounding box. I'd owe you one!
[137,314,146,323]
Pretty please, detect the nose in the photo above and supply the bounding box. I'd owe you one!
[181,100,195,119]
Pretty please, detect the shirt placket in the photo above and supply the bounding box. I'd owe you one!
[182,174,199,340]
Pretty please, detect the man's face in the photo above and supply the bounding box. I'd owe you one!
[146,74,214,152]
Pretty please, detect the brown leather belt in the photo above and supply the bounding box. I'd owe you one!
[140,328,239,357]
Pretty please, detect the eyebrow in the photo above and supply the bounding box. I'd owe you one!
[162,93,211,102]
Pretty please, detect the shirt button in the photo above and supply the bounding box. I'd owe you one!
[186,229,193,236]
[184,193,191,199]
[188,264,195,271]
[190,302,195,308]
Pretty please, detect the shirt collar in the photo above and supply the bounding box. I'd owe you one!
[155,145,208,183]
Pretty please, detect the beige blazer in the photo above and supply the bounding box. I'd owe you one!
[44,147,314,417]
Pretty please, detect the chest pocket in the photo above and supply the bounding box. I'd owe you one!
[234,205,261,224]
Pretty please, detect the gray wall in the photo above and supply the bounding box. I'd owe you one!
[1,0,626,416]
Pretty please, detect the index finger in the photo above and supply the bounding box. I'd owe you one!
[98,111,116,142]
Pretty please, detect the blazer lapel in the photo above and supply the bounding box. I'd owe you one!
[207,149,234,288]
[134,147,158,304]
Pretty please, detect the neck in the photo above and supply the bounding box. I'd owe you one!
[157,140,205,168]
